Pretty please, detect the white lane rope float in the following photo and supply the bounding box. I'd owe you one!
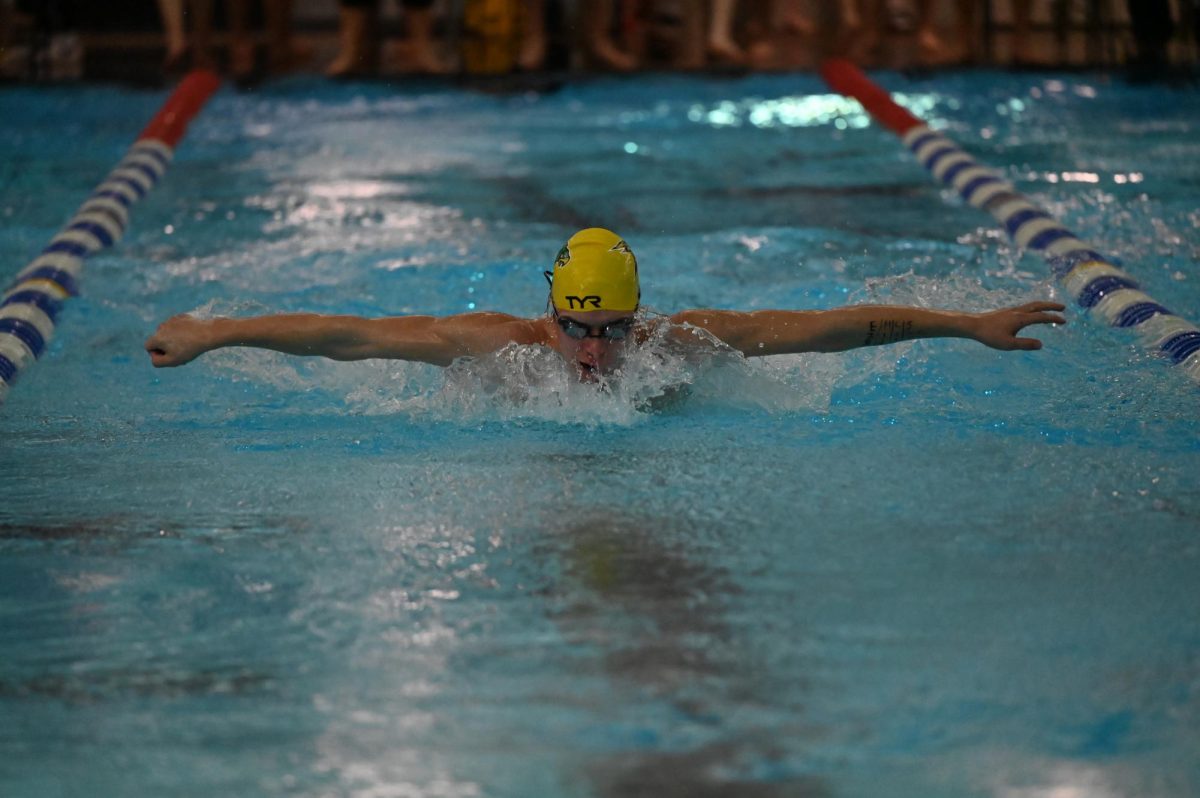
[0,70,221,404]
[820,58,1200,384]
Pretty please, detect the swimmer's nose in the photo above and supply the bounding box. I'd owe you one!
[579,337,608,356]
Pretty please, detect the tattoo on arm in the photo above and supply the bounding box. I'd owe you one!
[864,319,913,346]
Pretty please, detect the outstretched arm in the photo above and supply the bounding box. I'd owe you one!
[145,312,542,368]
[670,302,1066,356]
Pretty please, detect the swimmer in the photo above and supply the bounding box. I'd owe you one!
[146,227,1066,382]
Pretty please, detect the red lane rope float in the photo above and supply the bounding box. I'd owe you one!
[820,59,922,136]
[140,69,222,147]
[819,58,1200,384]
[0,70,221,404]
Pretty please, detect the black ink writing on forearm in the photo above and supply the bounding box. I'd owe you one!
[864,319,913,345]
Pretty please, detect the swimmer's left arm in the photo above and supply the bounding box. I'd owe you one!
[671,302,1066,355]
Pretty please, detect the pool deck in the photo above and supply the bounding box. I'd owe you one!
[5,15,1186,88]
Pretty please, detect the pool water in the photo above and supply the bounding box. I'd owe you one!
[1,72,1198,797]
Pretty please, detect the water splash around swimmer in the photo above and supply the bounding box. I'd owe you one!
[196,302,838,425]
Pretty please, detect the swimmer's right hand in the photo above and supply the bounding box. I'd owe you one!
[145,314,215,367]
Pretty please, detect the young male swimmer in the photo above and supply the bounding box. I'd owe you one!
[146,227,1066,380]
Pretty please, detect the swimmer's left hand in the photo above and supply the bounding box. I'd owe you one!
[971,301,1067,351]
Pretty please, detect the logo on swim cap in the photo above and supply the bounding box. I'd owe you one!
[554,244,571,271]
[549,228,639,312]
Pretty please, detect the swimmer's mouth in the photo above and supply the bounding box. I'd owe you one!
[578,361,599,382]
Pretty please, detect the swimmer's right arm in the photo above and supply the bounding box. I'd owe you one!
[145,312,543,368]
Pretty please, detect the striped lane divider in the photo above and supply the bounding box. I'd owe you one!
[819,58,1200,384]
[1,70,220,404]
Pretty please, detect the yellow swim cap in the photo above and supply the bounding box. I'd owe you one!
[548,228,640,312]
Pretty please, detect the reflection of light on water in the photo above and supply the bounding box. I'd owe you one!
[1036,172,1142,185]
[686,92,942,129]
[994,762,1122,798]
[54,572,123,592]
[245,180,461,247]
[306,180,412,200]
[311,521,485,798]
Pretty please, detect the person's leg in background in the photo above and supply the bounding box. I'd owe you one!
[398,0,449,73]
[157,0,188,69]
[915,0,980,65]
[707,0,744,63]
[841,0,884,66]
[327,0,379,76]
[226,0,256,79]
[581,0,638,70]
[519,0,548,70]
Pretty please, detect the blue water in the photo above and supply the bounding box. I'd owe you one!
[1,72,1198,797]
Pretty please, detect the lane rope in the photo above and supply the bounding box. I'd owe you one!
[0,69,221,405]
[819,58,1200,384]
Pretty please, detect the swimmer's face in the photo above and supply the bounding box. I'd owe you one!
[551,309,636,382]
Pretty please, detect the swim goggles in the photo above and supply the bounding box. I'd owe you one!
[553,311,635,341]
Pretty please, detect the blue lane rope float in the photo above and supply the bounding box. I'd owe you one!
[0,70,220,405]
[820,59,1200,384]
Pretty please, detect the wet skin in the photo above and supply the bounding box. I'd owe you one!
[145,302,1066,381]
[548,309,637,382]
